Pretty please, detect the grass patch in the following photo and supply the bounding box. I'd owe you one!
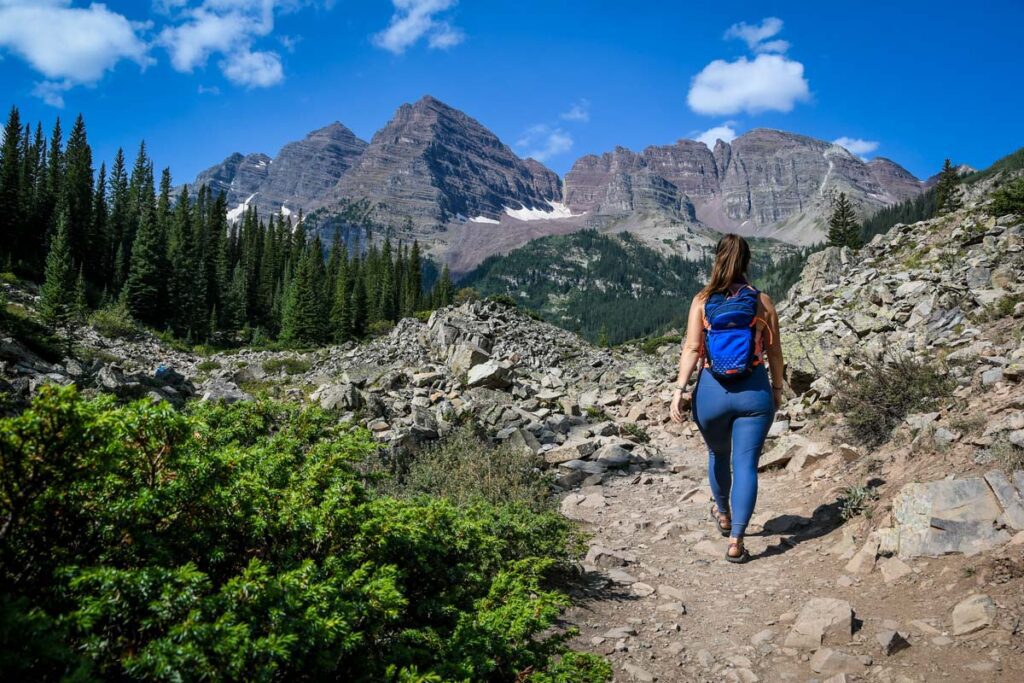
[261,357,312,376]
[2,303,63,362]
[832,352,955,448]
[621,422,650,444]
[986,436,1024,474]
[196,359,222,373]
[584,406,610,422]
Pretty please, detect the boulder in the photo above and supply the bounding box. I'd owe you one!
[199,379,252,404]
[466,360,512,388]
[892,477,1012,557]
[593,444,632,468]
[876,629,910,656]
[313,383,363,411]
[449,343,490,375]
[809,648,869,676]
[951,594,996,635]
[784,598,854,649]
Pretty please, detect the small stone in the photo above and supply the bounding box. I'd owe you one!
[981,368,1004,387]
[603,626,637,639]
[751,628,775,646]
[656,602,686,616]
[657,584,685,601]
[879,556,914,584]
[809,648,868,675]
[784,598,854,649]
[876,629,910,655]
[631,582,655,597]
[622,663,654,682]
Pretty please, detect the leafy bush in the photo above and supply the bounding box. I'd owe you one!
[368,320,395,337]
[414,310,433,323]
[487,293,519,308]
[839,484,879,521]
[584,406,609,422]
[261,357,312,375]
[0,387,607,681]
[988,176,1024,217]
[195,359,222,372]
[641,334,681,355]
[832,353,954,448]
[88,300,139,339]
[455,287,480,304]
[385,423,553,512]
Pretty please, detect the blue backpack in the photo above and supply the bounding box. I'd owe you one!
[703,285,762,381]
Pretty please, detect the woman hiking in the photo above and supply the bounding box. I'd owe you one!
[669,234,784,563]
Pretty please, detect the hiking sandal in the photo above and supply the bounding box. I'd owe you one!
[709,505,731,537]
[725,539,750,564]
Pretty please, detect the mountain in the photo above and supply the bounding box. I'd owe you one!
[564,129,924,245]
[184,98,925,266]
[188,123,367,218]
[329,95,562,229]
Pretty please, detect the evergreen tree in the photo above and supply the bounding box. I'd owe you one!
[91,162,108,288]
[404,240,422,316]
[107,148,129,289]
[121,203,166,326]
[349,257,368,338]
[0,106,23,266]
[434,264,454,307]
[330,247,351,342]
[62,114,94,269]
[827,192,862,249]
[281,239,328,345]
[934,158,962,214]
[38,212,78,353]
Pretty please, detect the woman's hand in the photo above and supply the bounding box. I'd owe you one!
[670,389,690,423]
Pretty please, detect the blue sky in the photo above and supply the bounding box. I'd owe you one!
[1,1,1021,183]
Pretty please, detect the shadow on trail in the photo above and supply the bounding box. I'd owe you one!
[562,568,642,610]
[749,499,847,562]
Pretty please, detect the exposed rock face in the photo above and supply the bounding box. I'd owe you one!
[258,122,367,211]
[564,128,924,244]
[191,152,271,208]
[331,95,562,228]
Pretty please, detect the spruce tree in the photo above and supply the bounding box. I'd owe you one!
[91,162,108,284]
[827,192,861,249]
[39,212,78,353]
[0,106,23,266]
[62,114,94,269]
[281,241,328,345]
[121,205,167,326]
[935,158,962,214]
[434,264,454,307]
[107,148,129,289]
[404,240,422,316]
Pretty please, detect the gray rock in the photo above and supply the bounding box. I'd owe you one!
[784,598,854,649]
[809,648,869,675]
[892,477,1012,557]
[876,629,910,655]
[982,368,1004,386]
[199,380,252,404]
[594,444,632,468]
[983,469,1024,530]
[466,360,512,388]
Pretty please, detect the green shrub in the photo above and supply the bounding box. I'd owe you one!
[196,359,222,372]
[88,300,139,339]
[0,386,606,681]
[641,334,682,355]
[414,310,433,323]
[387,423,553,511]
[486,293,518,308]
[368,320,395,337]
[261,357,312,375]
[839,484,879,520]
[987,176,1024,217]
[985,436,1024,474]
[455,287,480,304]
[832,353,954,448]
[2,302,62,362]
[584,406,609,422]
[0,271,17,285]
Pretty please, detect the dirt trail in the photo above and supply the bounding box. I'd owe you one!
[558,428,1024,683]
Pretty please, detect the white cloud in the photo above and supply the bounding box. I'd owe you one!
[724,17,789,53]
[687,53,810,116]
[373,0,464,54]
[833,136,879,158]
[693,122,738,148]
[158,1,319,88]
[517,124,572,162]
[197,84,221,94]
[220,48,282,86]
[0,0,151,106]
[560,99,590,123]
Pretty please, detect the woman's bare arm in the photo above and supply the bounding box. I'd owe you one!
[760,292,785,393]
[670,296,704,422]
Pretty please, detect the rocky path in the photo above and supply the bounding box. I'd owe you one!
[559,429,1024,682]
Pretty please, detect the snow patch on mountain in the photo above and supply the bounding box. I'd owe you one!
[504,201,578,221]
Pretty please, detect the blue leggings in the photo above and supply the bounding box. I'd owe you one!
[693,365,774,537]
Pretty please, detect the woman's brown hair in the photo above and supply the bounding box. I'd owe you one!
[699,233,751,299]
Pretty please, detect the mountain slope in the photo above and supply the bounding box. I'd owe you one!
[565,128,925,245]
[329,95,562,229]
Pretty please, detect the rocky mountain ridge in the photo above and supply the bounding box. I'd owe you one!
[564,128,924,245]
[187,97,924,267]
